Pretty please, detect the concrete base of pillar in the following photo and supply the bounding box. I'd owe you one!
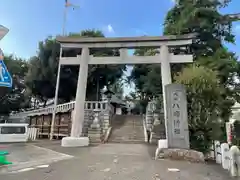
[155,139,168,160]
[61,136,89,147]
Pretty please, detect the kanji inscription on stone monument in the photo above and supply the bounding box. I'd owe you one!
[171,91,182,137]
[165,84,190,149]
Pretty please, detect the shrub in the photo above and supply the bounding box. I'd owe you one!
[174,64,224,154]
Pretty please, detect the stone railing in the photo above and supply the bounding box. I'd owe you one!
[10,101,109,118]
[142,115,148,142]
[108,103,115,124]
[87,102,115,143]
[146,101,157,112]
[145,100,165,144]
[145,101,156,131]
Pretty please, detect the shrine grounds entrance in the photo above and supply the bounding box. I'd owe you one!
[53,34,195,147]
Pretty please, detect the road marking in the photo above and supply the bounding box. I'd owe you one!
[29,145,73,158]
[13,167,35,173]
[11,164,50,173]
[2,145,73,174]
[36,164,49,168]
[168,168,180,172]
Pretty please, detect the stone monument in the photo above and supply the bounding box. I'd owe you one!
[165,84,190,149]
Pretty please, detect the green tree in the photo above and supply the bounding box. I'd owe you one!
[175,65,224,153]
[0,55,30,115]
[130,0,239,122]
[164,0,235,57]
[129,48,161,113]
[25,29,126,105]
[163,0,240,122]
[109,80,124,99]
[130,49,160,99]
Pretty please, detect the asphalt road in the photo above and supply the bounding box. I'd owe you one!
[0,141,234,180]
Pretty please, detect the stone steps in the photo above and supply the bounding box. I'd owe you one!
[108,115,145,143]
[109,139,145,144]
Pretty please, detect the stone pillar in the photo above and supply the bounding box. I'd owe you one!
[61,48,90,147]
[88,109,103,143]
[160,45,171,145]
[71,47,89,137]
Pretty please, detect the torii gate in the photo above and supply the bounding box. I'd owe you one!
[53,34,196,147]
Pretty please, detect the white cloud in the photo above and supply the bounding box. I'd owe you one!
[102,24,115,36]
[106,24,114,33]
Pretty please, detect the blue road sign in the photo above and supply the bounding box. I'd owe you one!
[0,59,12,88]
[0,25,12,88]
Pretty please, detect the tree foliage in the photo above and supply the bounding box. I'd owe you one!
[25,29,126,105]
[127,0,240,153]
[175,65,224,153]
[130,49,161,98]
[0,55,30,114]
[130,0,239,122]
[164,0,240,122]
[108,80,124,99]
[164,0,235,57]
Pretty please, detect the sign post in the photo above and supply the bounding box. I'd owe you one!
[0,25,12,88]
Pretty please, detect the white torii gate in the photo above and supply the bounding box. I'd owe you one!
[53,34,196,147]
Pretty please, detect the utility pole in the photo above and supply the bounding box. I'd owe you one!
[62,5,68,36]
[50,0,79,140]
[62,0,79,36]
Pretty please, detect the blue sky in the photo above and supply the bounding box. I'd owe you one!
[0,0,240,95]
[0,0,170,58]
[1,0,239,59]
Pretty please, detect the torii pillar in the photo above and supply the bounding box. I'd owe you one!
[61,47,90,147]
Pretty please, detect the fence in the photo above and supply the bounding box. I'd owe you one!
[210,141,240,176]
[207,141,222,163]
[27,128,39,141]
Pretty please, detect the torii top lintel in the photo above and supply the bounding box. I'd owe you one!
[56,33,197,49]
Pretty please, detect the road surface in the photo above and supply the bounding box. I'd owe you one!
[0,141,233,180]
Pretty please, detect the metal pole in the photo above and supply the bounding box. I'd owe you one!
[62,5,67,36]
[50,47,63,140]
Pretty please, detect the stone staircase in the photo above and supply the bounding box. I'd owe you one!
[108,115,145,144]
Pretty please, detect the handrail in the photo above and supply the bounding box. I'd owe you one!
[10,100,109,118]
